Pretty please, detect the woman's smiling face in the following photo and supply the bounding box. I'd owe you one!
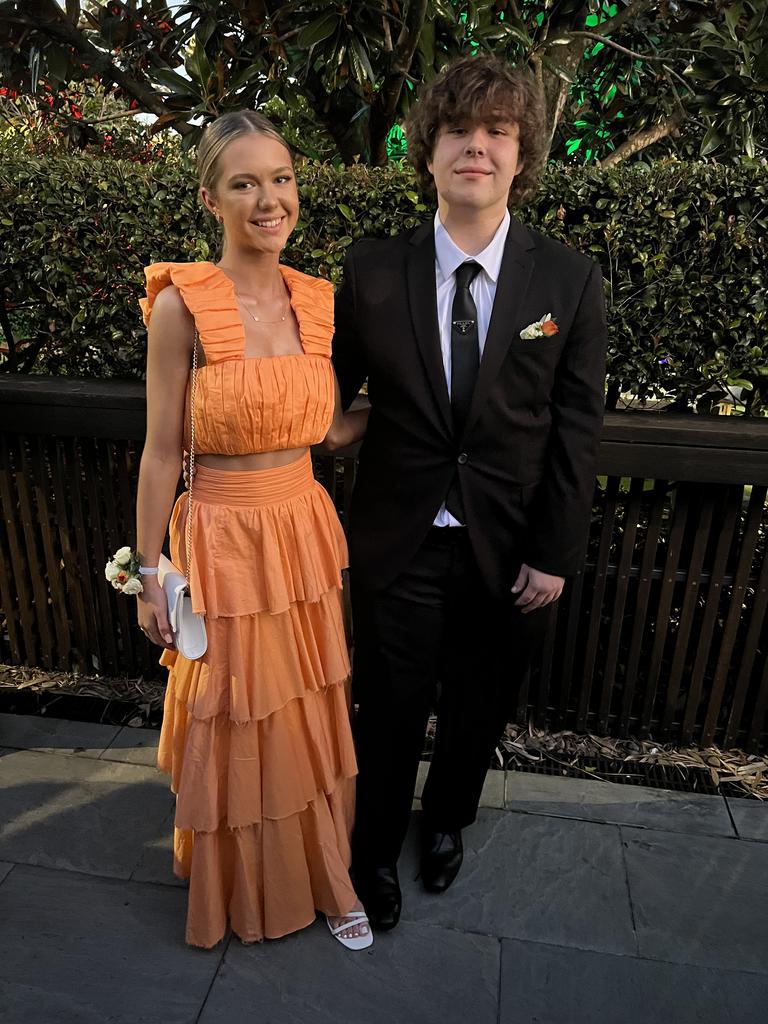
[201,133,299,255]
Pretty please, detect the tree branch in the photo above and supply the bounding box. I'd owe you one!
[566,31,667,62]
[369,0,429,164]
[593,0,655,39]
[23,0,194,133]
[599,110,684,167]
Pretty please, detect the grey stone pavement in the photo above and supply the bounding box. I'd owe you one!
[0,712,767,1024]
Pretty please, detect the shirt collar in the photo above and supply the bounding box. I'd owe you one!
[434,209,510,284]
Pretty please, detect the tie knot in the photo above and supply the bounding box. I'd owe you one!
[455,261,481,290]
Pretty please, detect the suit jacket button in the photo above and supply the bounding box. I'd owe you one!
[457,452,468,465]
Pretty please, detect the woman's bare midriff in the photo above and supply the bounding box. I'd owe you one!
[196,447,309,472]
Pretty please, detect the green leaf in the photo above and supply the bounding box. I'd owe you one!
[297,12,339,49]
[700,125,723,157]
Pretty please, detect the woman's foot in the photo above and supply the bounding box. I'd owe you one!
[327,900,373,950]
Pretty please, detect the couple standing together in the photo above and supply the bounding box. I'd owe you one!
[136,55,607,951]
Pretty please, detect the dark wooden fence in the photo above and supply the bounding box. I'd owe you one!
[2,376,767,752]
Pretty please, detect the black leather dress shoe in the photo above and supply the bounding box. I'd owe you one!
[354,864,402,931]
[420,829,463,893]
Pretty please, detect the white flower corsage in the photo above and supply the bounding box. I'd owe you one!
[105,547,143,594]
[520,314,559,340]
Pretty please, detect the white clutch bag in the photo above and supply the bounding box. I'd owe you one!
[158,554,207,660]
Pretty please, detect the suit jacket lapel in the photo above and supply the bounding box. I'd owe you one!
[462,219,535,441]
[407,222,453,436]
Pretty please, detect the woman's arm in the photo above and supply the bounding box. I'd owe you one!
[321,370,370,453]
[136,285,195,647]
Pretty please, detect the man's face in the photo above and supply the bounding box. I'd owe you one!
[427,119,524,215]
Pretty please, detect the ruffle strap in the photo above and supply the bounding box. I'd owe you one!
[278,265,334,358]
[139,261,334,364]
[140,261,244,364]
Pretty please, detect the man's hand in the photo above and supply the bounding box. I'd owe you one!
[511,564,564,613]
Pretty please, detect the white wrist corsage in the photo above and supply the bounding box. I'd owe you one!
[105,546,143,595]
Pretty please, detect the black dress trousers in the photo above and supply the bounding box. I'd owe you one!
[350,528,553,869]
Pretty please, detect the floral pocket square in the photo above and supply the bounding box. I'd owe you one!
[519,314,559,340]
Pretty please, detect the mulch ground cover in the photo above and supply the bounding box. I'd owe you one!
[2,663,766,799]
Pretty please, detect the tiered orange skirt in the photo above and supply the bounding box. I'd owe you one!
[157,453,358,948]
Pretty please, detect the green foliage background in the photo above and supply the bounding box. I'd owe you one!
[1,150,766,412]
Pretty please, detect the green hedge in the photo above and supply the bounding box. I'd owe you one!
[1,149,766,412]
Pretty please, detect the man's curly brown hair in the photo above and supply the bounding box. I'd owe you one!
[405,55,547,209]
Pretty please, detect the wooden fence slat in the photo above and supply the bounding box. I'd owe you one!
[534,600,559,728]
[639,484,690,737]
[598,477,644,732]
[681,486,743,742]
[659,487,716,738]
[724,539,768,748]
[27,437,72,669]
[99,439,138,672]
[12,438,57,669]
[0,459,23,663]
[702,486,768,744]
[577,476,619,731]
[64,437,104,674]
[80,438,120,675]
[1,436,39,663]
[618,481,669,735]
[553,516,592,731]
[747,650,768,752]
[51,439,91,672]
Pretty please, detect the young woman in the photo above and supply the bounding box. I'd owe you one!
[135,111,370,950]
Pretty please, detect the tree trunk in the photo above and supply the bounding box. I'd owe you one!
[599,112,684,168]
[541,40,585,154]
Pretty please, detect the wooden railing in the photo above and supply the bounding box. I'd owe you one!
[2,376,767,752]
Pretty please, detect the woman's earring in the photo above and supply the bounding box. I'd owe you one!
[214,212,223,224]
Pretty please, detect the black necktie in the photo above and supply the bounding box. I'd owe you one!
[445,260,481,523]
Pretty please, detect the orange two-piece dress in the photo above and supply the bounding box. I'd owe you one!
[139,261,358,948]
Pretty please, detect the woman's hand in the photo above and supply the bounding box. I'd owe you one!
[321,372,370,452]
[137,576,175,649]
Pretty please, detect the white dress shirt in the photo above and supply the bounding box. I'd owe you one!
[432,209,511,527]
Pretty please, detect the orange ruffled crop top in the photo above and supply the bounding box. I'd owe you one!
[139,262,335,455]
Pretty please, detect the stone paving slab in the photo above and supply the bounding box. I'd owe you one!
[622,826,768,974]
[101,726,161,767]
[0,864,221,1024]
[0,748,174,879]
[399,808,636,956]
[415,762,505,809]
[0,861,13,885]
[505,770,735,837]
[725,796,768,842]
[200,918,499,1024]
[499,938,768,1024]
[0,713,120,759]
[130,808,186,888]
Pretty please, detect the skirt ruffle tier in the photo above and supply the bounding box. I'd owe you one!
[157,453,358,948]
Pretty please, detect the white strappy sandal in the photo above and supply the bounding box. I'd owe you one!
[326,911,374,950]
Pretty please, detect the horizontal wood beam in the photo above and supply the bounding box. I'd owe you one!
[1,377,767,483]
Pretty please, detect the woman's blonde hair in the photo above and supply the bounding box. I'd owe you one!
[197,111,293,195]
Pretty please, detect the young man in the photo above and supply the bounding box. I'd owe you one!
[333,56,607,930]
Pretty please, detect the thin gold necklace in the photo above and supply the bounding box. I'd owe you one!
[238,295,290,325]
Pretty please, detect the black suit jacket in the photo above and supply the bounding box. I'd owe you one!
[332,217,608,598]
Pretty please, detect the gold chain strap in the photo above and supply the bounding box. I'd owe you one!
[185,329,199,586]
